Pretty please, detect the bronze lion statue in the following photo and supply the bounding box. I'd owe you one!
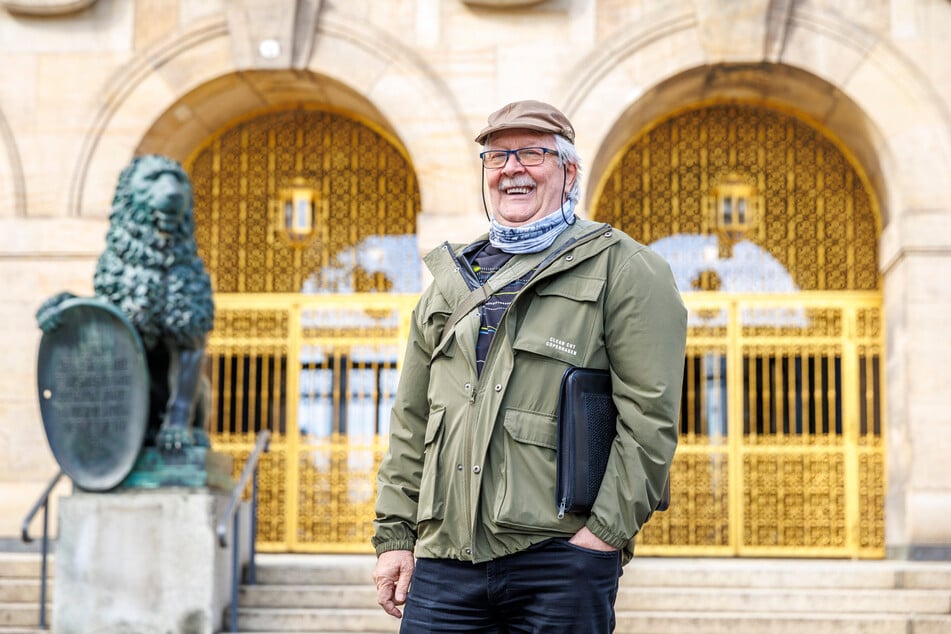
[37,154,215,452]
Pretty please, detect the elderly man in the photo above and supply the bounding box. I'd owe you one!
[372,100,687,632]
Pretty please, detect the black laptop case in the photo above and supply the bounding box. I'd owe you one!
[556,367,671,518]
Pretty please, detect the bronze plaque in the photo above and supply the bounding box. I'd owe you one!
[37,298,149,491]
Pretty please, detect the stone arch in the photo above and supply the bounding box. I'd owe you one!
[69,7,475,232]
[0,107,26,217]
[558,2,951,237]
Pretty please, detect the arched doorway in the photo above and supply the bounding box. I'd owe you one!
[592,102,885,557]
[187,105,422,552]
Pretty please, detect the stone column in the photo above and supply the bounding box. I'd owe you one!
[882,211,951,560]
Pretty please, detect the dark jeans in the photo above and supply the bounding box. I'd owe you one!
[399,538,622,633]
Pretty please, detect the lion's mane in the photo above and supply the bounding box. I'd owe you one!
[92,155,214,350]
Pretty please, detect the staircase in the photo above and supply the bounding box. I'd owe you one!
[3,552,949,633]
[0,553,49,634]
[232,554,951,634]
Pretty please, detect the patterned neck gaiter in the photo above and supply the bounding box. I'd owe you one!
[488,201,575,254]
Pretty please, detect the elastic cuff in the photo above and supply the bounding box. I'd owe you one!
[585,515,630,550]
[373,539,416,557]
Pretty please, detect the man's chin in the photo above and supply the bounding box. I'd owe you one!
[494,205,541,227]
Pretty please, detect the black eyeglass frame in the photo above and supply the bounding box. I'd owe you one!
[479,147,559,169]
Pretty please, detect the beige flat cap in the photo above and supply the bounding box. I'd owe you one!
[474,100,575,145]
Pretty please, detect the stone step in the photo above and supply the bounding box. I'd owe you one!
[251,555,951,591]
[231,607,399,633]
[0,604,47,628]
[6,552,950,634]
[235,556,951,633]
[0,554,51,580]
[619,586,951,614]
[254,555,375,586]
[624,557,951,590]
[239,583,951,615]
[613,612,951,634]
[0,579,47,604]
[0,554,52,632]
[231,608,951,634]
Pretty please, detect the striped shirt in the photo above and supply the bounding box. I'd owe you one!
[467,244,534,377]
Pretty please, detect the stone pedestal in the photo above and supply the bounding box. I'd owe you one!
[53,489,249,634]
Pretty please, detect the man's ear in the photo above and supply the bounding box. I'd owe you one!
[564,162,578,199]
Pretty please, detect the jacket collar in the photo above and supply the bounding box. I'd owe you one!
[423,218,621,301]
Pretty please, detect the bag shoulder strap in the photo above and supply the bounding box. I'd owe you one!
[438,221,612,346]
[439,247,546,344]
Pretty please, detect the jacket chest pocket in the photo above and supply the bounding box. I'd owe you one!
[513,275,605,365]
[417,407,446,522]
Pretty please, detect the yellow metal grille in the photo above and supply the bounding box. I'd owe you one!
[206,294,417,552]
[188,106,421,294]
[593,103,880,292]
[206,293,884,557]
[635,294,884,557]
[188,106,424,551]
[597,103,883,557]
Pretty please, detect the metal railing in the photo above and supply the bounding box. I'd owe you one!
[216,430,271,633]
[21,470,66,630]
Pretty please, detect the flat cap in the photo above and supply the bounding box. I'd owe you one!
[474,99,575,145]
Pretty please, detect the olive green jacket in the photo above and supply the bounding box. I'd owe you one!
[372,219,687,564]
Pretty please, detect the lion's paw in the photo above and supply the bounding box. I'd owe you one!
[156,425,195,452]
[36,291,77,332]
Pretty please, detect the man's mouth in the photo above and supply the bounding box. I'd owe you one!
[499,177,536,196]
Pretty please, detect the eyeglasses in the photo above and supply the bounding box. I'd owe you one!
[479,147,558,169]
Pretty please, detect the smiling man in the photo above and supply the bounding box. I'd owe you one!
[372,100,687,633]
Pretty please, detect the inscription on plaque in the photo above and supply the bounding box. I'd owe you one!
[37,299,149,491]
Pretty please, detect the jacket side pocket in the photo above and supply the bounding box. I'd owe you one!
[494,409,572,532]
[417,407,446,522]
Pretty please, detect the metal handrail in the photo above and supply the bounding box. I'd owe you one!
[216,430,270,632]
[21,470,66,630]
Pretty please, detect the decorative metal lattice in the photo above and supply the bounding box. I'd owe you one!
[594,103,880,292]
[598,104,884,557]
[206,293,417,552]
[637,295,885,557]
[188,107,421,294]
[190,107,422,551]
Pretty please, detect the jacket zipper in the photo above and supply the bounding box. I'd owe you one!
[456,253,480,557]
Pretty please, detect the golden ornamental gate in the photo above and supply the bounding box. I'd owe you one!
[187,106,423,552]
[205,293,417,552]
[594,103,885,557]
[192,102,885,556]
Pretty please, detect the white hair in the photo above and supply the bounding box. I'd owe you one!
[553,134,582,204]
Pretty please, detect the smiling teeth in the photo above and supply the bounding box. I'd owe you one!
[505,187,531,194]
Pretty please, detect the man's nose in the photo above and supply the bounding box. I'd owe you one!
[500,152,525,173]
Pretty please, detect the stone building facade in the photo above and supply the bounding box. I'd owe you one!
[1,0,949,558]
